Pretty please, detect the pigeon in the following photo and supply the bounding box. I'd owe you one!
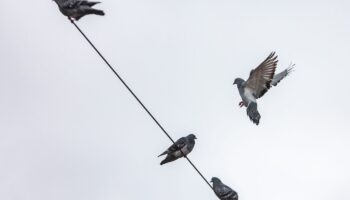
[158,134,197,165]
[233,52,294,125]
[53,0,105,21]
[211,177,238,200]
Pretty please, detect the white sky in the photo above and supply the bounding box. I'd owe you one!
[1,0,350,200]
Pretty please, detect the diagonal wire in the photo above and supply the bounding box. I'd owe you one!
[68,19,214,191]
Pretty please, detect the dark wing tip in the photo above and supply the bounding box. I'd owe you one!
[268,51,278,60]
[259,87,269,98]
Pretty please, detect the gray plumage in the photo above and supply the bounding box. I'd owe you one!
[53,0,105,21]
[158,134,197,165]
[271,64,294,86]
[233,52,294,125]
[211,177,238,200]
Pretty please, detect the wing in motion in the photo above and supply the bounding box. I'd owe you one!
[271,63,294,86]
[245,52,278,99]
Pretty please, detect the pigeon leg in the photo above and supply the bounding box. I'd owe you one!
[239,101,246,108]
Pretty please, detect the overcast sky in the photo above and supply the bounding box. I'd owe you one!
[1,0,350,200]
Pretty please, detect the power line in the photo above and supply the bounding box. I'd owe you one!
[68,19,214,191]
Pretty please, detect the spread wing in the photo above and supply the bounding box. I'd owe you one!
[245,52,278,99]
[271,63,294,86]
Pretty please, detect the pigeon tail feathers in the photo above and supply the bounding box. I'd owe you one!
[82,1,101,7]
[158,151,168,157]
[160,155,178,165]
[85,8,105,16]
[247,102,261,125]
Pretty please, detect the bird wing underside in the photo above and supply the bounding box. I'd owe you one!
[271,63,294,86]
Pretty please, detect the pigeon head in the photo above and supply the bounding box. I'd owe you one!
[187,134,197,140]
[211,177,222,184]
[233,78,245,87]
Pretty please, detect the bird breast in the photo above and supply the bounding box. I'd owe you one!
[242,87,256,104]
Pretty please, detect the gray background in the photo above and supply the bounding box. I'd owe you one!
[1,0,349,199]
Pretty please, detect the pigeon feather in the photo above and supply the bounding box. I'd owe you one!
[271,63,294,86]
[212,177,238,200]
[245,52,278,99]
[158,134,196,165]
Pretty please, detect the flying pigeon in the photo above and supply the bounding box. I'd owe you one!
[233,52,294,125]
[211,177,238,200]
[158,134,197,165]
[53,0,105,21]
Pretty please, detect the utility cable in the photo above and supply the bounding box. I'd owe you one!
[69,19,214,191]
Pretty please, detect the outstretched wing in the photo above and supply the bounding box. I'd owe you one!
[245,52,278,99]
[271,63,294,86]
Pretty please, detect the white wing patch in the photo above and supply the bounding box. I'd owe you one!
[173,145,190,157]
[243,87,256,104]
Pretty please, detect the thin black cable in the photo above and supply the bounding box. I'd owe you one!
[69,19,214,190]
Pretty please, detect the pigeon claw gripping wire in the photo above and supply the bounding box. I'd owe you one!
[54,0,105,21]
[158,134,196,165]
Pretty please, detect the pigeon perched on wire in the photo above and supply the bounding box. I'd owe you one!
[233,52,294,125]
[158,134,197,165]
[53,0,105,21]
[211,177,238,200]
